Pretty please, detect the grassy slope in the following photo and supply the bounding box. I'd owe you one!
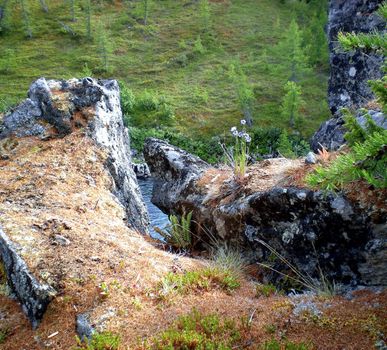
[0,0,329,138]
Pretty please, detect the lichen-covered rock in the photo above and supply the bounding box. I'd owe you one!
[310,0,385,152]
[327,0,384,114]
[132,162,151,179]
[311,109,386,152]
[144,138,387,287]
[0,228,55,328]
[0,77,149,232]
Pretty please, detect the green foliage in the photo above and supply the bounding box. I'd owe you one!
[0,48,15,73]
[369,76,387,114]
[228,62,254,125]
[74,332,120,350]
[0,329,8,344]
[85,0,92,39]
[155,211,193,249]
[198,0,211,35]
[95,21,113,73]
[343,109,384,147]
[157,267,240,298]
[277,130,296,159]
[255,283,277,297]
[141,309,241,350]
[20,0,33,38]
[193,35,206,55]
[307,129,387,190]
[338,31,387,53]
[303,9,329,67]
[274,18,310,82]
[211,245,246,277]
[261,338,311,350]
[0,0,330,139]
[310,2,387,191]
[143,0,150,25]
[280,81,304,129]
[0,0,11,34]
[129,127,223,164]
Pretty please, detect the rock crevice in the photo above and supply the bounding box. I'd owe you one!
[144,138,387,287]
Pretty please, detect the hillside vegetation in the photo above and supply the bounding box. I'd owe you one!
[0,0,329,160]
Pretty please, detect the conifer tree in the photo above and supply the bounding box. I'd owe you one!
[275,18,310,82]
[96,21,113,73]
[85,0,91,38]
[280,81,304,129]
[39,0,48,13]
[229,61,255,126]
[143,0,150,25]
[199,0,211,35]
[19,0,32,38]
[303,10,328,67]
[0,0,10,34]
[70,0,76,21]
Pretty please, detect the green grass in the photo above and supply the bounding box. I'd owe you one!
[138,309,311,350]
[73,332,120,350]
[156,267,240,301]
[255,283,278,297]
[0,0,329,140]
[139,309,242,350]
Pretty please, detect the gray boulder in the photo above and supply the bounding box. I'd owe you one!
[327,0,385,114]
[0,228,55,328]
[144,138,387,287]
[0,77,149,232]
[311,109,386,152]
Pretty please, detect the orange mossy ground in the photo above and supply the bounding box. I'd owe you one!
[0,134,386,349]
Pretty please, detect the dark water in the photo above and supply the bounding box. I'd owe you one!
[138,178,170,240]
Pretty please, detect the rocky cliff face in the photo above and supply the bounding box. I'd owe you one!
[311,0,385,151]
[0,77,149,326]
[328,0,384,114]
[145,138,387,288]
[0,77,149,232]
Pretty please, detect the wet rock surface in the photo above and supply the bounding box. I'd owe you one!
[145,138,387,287]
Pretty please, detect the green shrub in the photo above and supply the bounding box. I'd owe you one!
[157,267,240,299]
[73,332,120,350]
[155,211,193,249]
[261,338,311,350]
[307,129,387,190]
[136,90,159,111]
[255,283,277,297]
[140,309,241,349]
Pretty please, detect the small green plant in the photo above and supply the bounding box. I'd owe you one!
[74,332,121,350]
[99,282,110,299]
[211,245,246,276]
[154,211,193,249]
[139,309,241,349]
[222,120,251,180]
[0,329,8,344]
[280,81,304,129]
[261,338,311,350]
[255,283,277,297]
[157,267,240,300]
[307,129,387,190]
